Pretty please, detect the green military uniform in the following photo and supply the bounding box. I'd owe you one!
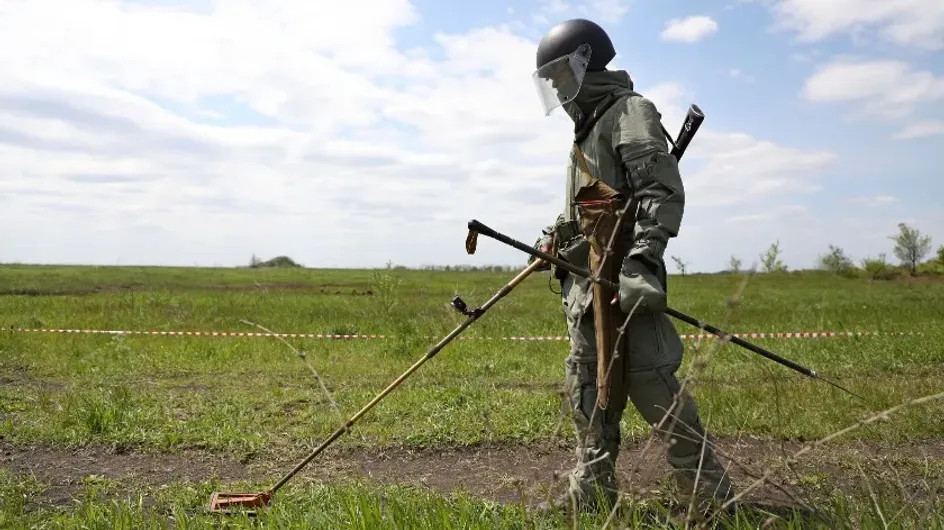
[533,68,735,512]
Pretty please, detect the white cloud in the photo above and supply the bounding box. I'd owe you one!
[764,0,944,50]
[540,0,571,13]
[0,0,846,270]
[847,195,899,207]
[894,121,944,140]
[802,58,944,120]
[680,132,835,207]
[660,16,719,43]
[729,68,756,82]
[725,204,808,224]
[587,0,633,22]
[533,0,632,25]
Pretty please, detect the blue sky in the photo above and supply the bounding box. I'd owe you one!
[0,0,941,272]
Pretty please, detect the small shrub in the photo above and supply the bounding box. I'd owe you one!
[760,240,788,272]
[370,266,402,315]
[861,254,897,281]
[917,260,944,276]
[78,386,135,436]
[249,255,302,268]
[818,244,857,278]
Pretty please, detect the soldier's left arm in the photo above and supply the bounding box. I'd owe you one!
[528,214,563,270]
[610,95,685,274]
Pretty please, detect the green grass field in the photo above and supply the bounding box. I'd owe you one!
[2,264,944,528]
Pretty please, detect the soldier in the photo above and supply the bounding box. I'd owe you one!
[529,18,735,516]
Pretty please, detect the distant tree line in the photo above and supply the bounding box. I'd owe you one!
[245,222,943,280]
[242,255,520,273]
[716,222,942,280]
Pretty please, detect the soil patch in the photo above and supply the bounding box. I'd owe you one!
[1,441,255,510]
[0,368,68,392]
[5,436,943,512]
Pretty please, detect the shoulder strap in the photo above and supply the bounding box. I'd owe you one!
[572,143,595,187]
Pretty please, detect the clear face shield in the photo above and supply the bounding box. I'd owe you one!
[532,43,592,116]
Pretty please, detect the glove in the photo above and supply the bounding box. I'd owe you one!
[616,258,666,313]
[529,233,554,270]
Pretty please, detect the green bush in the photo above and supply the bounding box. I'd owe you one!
[861,254,898,281]
[918,261,944,276]
[249,255,303,268]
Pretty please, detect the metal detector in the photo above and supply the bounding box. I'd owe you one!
[207,258,547,514]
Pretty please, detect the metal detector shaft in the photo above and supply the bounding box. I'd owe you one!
[263,258,546,498]
[467,219,822,380]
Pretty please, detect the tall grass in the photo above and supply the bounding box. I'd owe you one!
[1,264,943,527]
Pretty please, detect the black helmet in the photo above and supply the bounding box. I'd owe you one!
[532,19,616,115]
[535,19,616,72]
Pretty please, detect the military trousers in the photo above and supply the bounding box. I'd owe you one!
[559,275,735,509]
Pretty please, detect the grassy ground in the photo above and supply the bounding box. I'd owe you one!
[2,264,944,528]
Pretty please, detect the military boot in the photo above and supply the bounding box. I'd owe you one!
[671,449,736,518]
[531,484,618,517]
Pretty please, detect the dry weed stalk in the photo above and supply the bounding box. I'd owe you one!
[632,409,818,521]
[240,318,344,425]
[704,390,944,525]
[857,463,889,529]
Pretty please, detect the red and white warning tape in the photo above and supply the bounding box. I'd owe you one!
[3,328,923,341]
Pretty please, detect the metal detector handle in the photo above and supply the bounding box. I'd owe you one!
[662,308,815,378]
[466,219,587,283]
[467,219,500,241]
[466,219,849,387]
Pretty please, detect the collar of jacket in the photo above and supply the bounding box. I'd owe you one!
[564,69,638,143]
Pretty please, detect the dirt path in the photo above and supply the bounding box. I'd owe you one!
[4,436,943,511]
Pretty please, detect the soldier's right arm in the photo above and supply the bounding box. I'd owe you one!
[611,95,685,275]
